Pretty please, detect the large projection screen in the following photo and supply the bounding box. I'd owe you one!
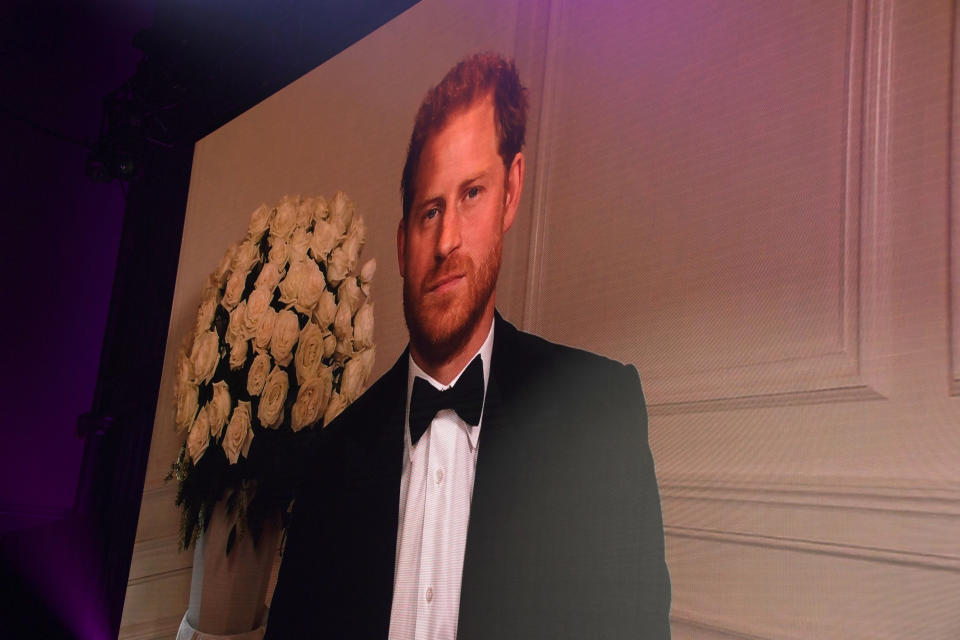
[123,0,960,638]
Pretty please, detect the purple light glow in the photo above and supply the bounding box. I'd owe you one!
[0,1,155,637]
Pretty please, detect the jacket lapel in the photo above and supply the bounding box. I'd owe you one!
[336,351,407,634]
[341,362,406,490]
[457,312,523,637]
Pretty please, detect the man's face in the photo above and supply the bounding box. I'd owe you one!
[398,95,521,365]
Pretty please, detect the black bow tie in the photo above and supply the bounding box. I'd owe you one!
[409,355,485,445]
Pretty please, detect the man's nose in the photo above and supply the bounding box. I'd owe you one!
[435,207,462,260]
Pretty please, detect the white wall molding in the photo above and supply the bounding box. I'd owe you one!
[665,525,960,573]
[522,0,895,412]
[947,0,960,394]
[644,0,891,412]
[648,383,884,416]
[671,608,791,640]
[134,483,180,543]
[128,534,192,582]
[119,567,192,639]
[660,473,960,517]
[520,0,560,334]
[660,472,960,574]
[118,615,184,640]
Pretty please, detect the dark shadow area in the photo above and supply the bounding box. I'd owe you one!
[1,1,418,637]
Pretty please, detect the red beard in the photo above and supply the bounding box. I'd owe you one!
[403,236,501,366]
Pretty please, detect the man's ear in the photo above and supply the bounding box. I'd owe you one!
[397,217,406,279]
[503,151,524,233]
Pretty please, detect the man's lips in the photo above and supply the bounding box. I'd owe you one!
[427,273,465,293]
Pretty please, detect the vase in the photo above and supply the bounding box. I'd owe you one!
[177,502,281,639]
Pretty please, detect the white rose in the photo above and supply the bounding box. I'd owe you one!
[360,257,376,285]
[206,380,231,438]
[190,330,220,385]
[340,355,367,403]
[227,301,249,370]
[353,302,374,350]
[247,351,272,396]
[333,298,353,341]
[243,286,272,337]
[194,295,218,337]
[187,409,211,463]
[258,365,289,429]
[278,261,304,307]
[295,260,325,313]
[313,195,330,221]
[291,375,332,432]
[357,345,376,382]
[288,227,310,264]
[255,262,283,292]
[212,245,236,287]
[270,309,300,366]
[313,289,337,329]
[309,218,341,261]
[223,400,254,464]
[228,336,248,370]
[338,277,362,316]
[271,196,297,239]
[340,231,362,275]
[227,301,247,344]
[334,336,353,363]
[295,197,316,230]
[346,214,366,251]
[202,277,221,303]
[359,259,375,296]
[267,237,289,268]
[247,203,273,240]
[323,391,348,427]
[295,323,325,383]
[222,267,247,311]
[254,307,277,352]
[326,246,350,285]
[232,239,261,275]
[175,350,193,394]
[329,191,355,234]
[322,332,337,359]
[175,382,198,434]
[249,286,272,316]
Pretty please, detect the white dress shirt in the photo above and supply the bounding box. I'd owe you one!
[388,322,494,640]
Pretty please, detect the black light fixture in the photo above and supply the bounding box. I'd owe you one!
[85,83,147,184]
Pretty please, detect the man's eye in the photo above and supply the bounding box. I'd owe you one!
[425,207,439,220]
[466,186,481,199]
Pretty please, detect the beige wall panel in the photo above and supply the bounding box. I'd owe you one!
[662,477,960,564]
[131,485,180,543]
[120,568,191,637]
[950,1,960,395]
[531,0,872,407]
[523,0,960,636]
[667,535,960,639]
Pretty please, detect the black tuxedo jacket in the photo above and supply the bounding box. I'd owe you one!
[265,312,671,638]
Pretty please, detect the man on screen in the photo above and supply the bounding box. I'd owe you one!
[266,52,671,639]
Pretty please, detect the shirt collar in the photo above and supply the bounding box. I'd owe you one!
[404,319,495,456]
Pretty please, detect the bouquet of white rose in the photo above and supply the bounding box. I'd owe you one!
[169,191,376,553]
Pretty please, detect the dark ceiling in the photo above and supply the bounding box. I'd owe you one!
[2,0,419,183]
[131,0,421,144]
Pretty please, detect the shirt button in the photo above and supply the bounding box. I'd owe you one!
[425,587,433,603]
[435,468,444,485]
